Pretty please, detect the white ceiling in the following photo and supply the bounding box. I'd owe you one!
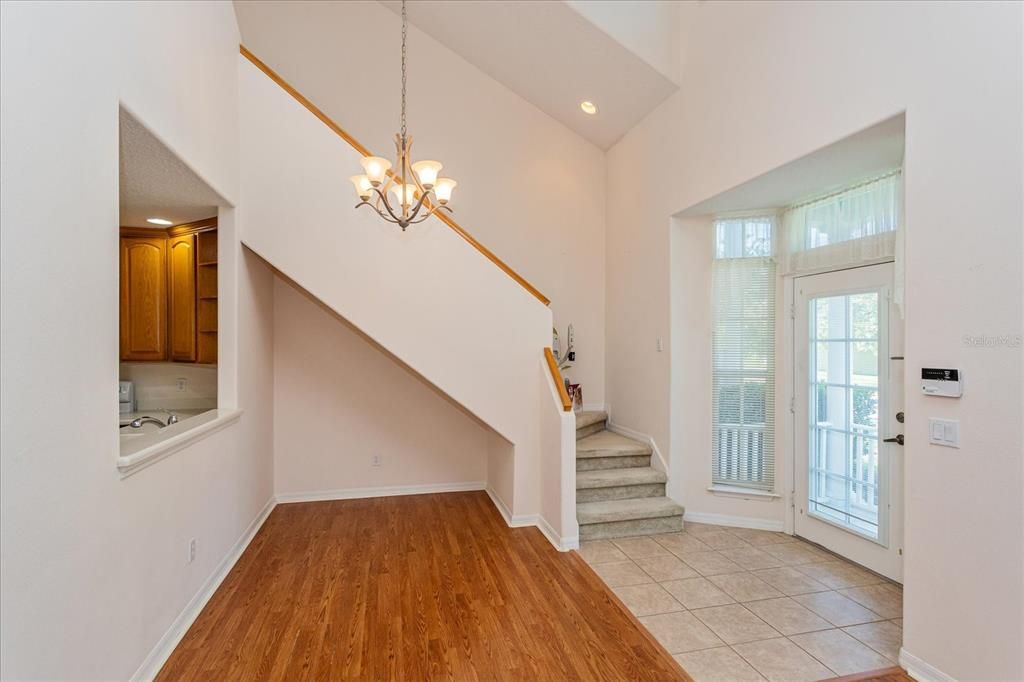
[680,114,906,216]
[119,108,222,228]
[379,1,680,150]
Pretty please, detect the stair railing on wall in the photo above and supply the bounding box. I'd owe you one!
[544,348,572,412]
[239,45,550,307]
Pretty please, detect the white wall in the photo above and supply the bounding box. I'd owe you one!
[239,55,554,522]
[233,0,608,408]
[272,276,489,497]
[606,2,1023,679]
[0,2,276,679]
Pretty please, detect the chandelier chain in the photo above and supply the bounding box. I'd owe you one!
[400,0,407,140]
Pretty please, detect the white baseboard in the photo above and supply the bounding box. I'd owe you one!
[606,420,669,475]
[899,648,956,682]
[537,514,579,551]
[683,510,785,532]
[131,496,277,682]
[485,488,577,552]
[484,486,534,526]
[276,480,485,504]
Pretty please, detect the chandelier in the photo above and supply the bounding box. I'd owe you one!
[350,0,456,231]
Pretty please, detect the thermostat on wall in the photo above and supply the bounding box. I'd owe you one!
[921,368,963,397]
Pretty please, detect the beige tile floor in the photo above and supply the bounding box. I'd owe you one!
[579,523,903,682]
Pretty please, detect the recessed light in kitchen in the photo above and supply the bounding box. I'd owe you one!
[146,218,173,226]
[580,101,598,115]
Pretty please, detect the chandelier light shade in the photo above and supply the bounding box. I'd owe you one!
[351,0,456,230]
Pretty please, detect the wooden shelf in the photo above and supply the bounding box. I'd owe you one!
[197,230,217,264]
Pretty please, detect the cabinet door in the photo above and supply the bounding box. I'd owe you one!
[120,236,167,361]
[168,234,197,361]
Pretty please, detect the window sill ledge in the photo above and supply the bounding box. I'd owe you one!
[707,485,781,500]
[118,408,243,478]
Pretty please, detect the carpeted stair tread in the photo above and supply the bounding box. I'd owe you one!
[576,467,666,490]
[576,497,684,525]
[576,430,651,458]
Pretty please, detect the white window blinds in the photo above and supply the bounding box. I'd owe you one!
[712,216,776,491]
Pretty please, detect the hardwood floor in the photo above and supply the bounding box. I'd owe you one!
[158,491,688,681]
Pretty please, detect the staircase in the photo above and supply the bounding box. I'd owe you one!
[575,412,684,540]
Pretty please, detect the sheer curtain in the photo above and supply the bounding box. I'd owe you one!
[780,170,904,314]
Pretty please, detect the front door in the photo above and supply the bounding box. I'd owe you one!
[793,262,904,582]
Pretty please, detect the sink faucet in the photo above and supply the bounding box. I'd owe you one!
[124,416,167,429]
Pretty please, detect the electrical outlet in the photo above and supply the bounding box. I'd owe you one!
[371,455,382,467]
[176,377,189,392]
[656,337,664,352]
[188,538,196,563]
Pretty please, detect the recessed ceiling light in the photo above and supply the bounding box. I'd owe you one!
[146,218,173,226]
[580,101,598,115]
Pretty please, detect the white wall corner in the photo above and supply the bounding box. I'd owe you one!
[683,510,785,533]
[486,488,577,552]
[130,496,277,682]
[899,648,958,682]
[486,486,531,526]
[537,514,580,552]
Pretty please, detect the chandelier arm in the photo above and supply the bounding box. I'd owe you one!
[357,200,404,226]
[408,201,452,225]
[404,139,430,197]
[368,186,407,224]
[406,188,431,221]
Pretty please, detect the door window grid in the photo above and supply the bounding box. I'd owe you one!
[808,292,880,539]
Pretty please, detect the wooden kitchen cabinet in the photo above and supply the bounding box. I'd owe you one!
[120,235,168,361]
[119,219,217,363]
[168,234,197,362]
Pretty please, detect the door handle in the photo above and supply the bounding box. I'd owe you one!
[883,434,904,445]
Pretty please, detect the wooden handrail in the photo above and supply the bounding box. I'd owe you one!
[240,45,551,307]
[544,347,572,412]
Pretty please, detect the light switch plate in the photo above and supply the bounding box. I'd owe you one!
[928,418,960,448]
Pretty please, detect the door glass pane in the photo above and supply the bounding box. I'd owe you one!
[808,292,880,539]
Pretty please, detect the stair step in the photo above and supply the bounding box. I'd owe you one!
[576,420,606,440]
[576,430,651,458]
[576,497,684,541]
[576,467,666,489]
[576,467,666,503]
[577,496,683,525]
[577,409,606,430]
[577,455,652,472]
